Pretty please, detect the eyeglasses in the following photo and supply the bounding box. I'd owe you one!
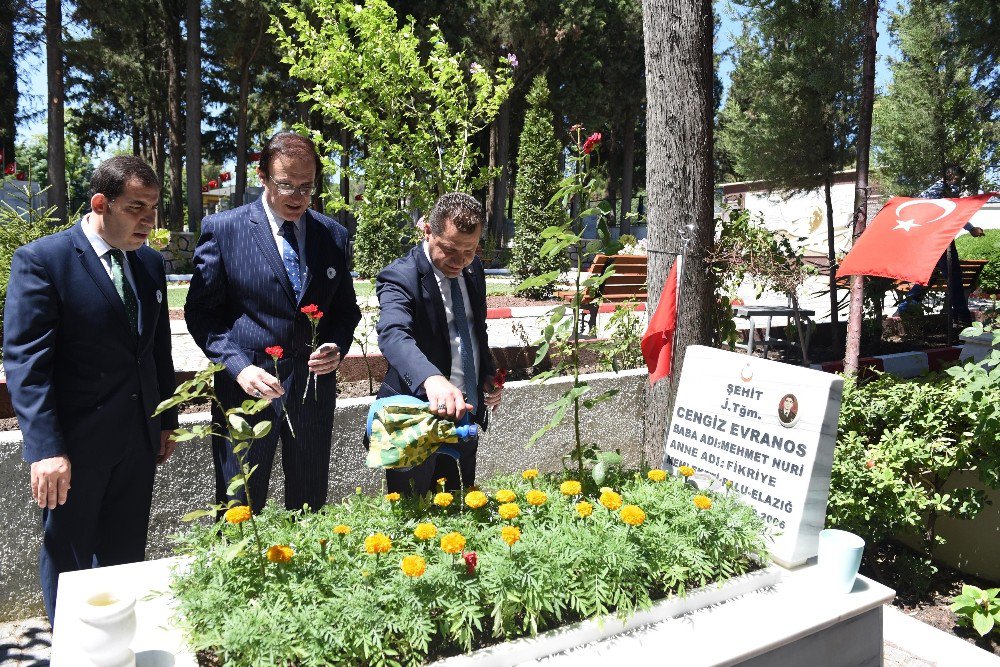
[267,175,315,197]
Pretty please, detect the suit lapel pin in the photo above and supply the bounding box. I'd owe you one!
[327,267,336,279]
[156,289,163,303]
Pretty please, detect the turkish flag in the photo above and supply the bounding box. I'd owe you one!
[837,194,996,284]
[3,162,15,175]
[641,259,679,385]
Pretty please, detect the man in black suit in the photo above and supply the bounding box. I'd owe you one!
[3,156,178,624]
[375,193,504,495]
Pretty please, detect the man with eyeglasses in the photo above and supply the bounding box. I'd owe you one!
[186,131,361,513]
[4,155,178,625]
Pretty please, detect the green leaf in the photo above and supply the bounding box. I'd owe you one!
[592,460,607,485]
[227,475,246,495]
[228,414,253,440]
[253,421,272,439]
[220,537,251,563]
[181,509,213,522]
[972,610,995,637]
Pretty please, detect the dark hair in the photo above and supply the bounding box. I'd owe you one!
[945,164,966,181]
[258,131,322,178]
[428,192,484,235]
[90,155,158,200]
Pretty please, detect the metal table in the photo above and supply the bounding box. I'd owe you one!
[735,305,815,361]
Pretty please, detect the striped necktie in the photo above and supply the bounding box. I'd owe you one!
[449,276,478,412]
[282,220,302,300]
[108,248,139,335]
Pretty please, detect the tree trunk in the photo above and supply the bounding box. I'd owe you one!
[340,127,351,231]
[844,0,879,374]
[310,110,325,213]
[641,0,716,465]
[234,17,265,207]
[824,174,841,356]
[620,107,637,236]
[185,0,202,232]
[0,0,16,165]
[486,100,511,243]
[163,1,185,231]
[151,107,167,227]
[46,0,67,222]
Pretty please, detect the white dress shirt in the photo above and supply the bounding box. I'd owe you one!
[423,241,481,393]
[262,196,306,272]
[82,215,142,329]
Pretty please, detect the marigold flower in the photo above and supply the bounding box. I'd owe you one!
[433,492,454,507]
[620,505,646,526]
[465,490,488,509]
[333,524,351,535]
[400,554,426,577]
[678,465,695,478]
[526,490,547,506]
[647,469,667,482]
[264,345,283,359]
[599,490,623,511]
[364,533,392,554]
[576,501,594,518]
[693,495,713,510]
[224,505,251,524]
[440,531,466,554]
[560,480,582,496]
[385,492,401,502]
[501,525,521,547]
[522,469,539,480]
[495,489,516,503]
[413,523,437,540]
[266,544,294,563]
[436,477,448,489]
[498,502,520,520]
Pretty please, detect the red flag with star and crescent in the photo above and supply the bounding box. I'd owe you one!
[837,194,996,285]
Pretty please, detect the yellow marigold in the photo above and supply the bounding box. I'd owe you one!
[333,524,351,535]
[266,544,294,563]
[385,492,401,502]
[433,492,454,507]
[678,465,696,478]
[501,525,521,547]
[436,477,448,489]
[525,490,547,506]
[693,495,713,510]
[522,469,539,480]
[440,531,466,554]
[498,502,520,520]
[465,490,488,509]
[620,504,646,526]
[364,533,392,554]
[413,523,437,540]
[576,501,594,518]
[400,554,426,578]
[495,489,516,503]
[224,505,251,524]
[647,469,667,482]
[560,480,582,496]
[599,490,623,511]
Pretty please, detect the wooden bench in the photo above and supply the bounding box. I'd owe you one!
[893,259,988,297]
[557,254,647,331]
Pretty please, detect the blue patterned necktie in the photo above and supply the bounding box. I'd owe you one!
[449,277,478,412]
[108,248,139,335]
[281,220,302,300]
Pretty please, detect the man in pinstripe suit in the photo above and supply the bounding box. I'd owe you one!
[186,132,361,513]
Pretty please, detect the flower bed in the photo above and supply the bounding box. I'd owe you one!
[170,470,768,666]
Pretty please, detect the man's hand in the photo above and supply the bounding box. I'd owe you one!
[30,455,71,510]
[424,375,472,421]
[969,226,985,238]
[308,343,342,376]
[157,430,177,465]
[236,365,284,399]
[483,379,504,412]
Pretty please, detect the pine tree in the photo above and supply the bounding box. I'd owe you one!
[510,75,568,299]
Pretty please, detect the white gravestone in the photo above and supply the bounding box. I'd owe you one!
[663,346,843,567]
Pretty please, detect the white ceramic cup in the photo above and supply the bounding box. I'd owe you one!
[816,528,866,594]
[78,590,137,667]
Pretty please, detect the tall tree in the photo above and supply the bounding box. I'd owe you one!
[0,0,18,164]
[161,0,185,230]
[641,0,715,464]
[185,0,202,231]
[46,0,67,222]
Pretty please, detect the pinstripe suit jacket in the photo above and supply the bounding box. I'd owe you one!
[185,198,361,382]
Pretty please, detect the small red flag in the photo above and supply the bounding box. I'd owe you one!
[641,260,679,385]
[3,162,15,175]
[837,194,995,284]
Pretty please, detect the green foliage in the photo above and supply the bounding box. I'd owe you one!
[510,75,569,299]
[15,125,95,213]
[0,183,74,331]
[951,584,1000,637]
[956,229,1000,294]
[275,0,513,278]
[827,335,1000,561]
[170,471,768,665]
[351,208,420,279]
[597,303,645,373]
[872,0,998,196]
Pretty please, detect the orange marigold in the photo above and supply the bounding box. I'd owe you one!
[333,524,351,535]
[385,492,401,502]
[364,533,392,554]
[576,501,594,518]
[495,489,516,503]
[647,469,667,482]
[465,490,488,509]
[440,531,466,554]
[400,554,426,577]
[498,502,520,520]
[599,490,623,511]
[413,523,437,540]
[560,480,582,496]
[525,490,547,506]
[620,505,646,526]
[433,492,454,507]
[224,505,251,524]
[693,495,713,510]
[678,465,695,478]
[501,525,521,547]
[521,469,539,480]
[266,544,294,563]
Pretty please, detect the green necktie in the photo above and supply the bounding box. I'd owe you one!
[109,248,139,334]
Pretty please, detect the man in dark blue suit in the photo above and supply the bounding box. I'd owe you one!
[186,131,360,513]
[3,156,178,624]
[376,193,504,496]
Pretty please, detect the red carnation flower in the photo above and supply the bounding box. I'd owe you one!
[265,345,284,359]
[313,311,324,320]
[463,550,477,575]
[493,368,508,388]
[582,132,602,155]
[300,304,319,315]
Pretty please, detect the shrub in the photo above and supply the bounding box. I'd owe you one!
[352,206,420,279]
[170,470,767,665]
[956,228,1000,294]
